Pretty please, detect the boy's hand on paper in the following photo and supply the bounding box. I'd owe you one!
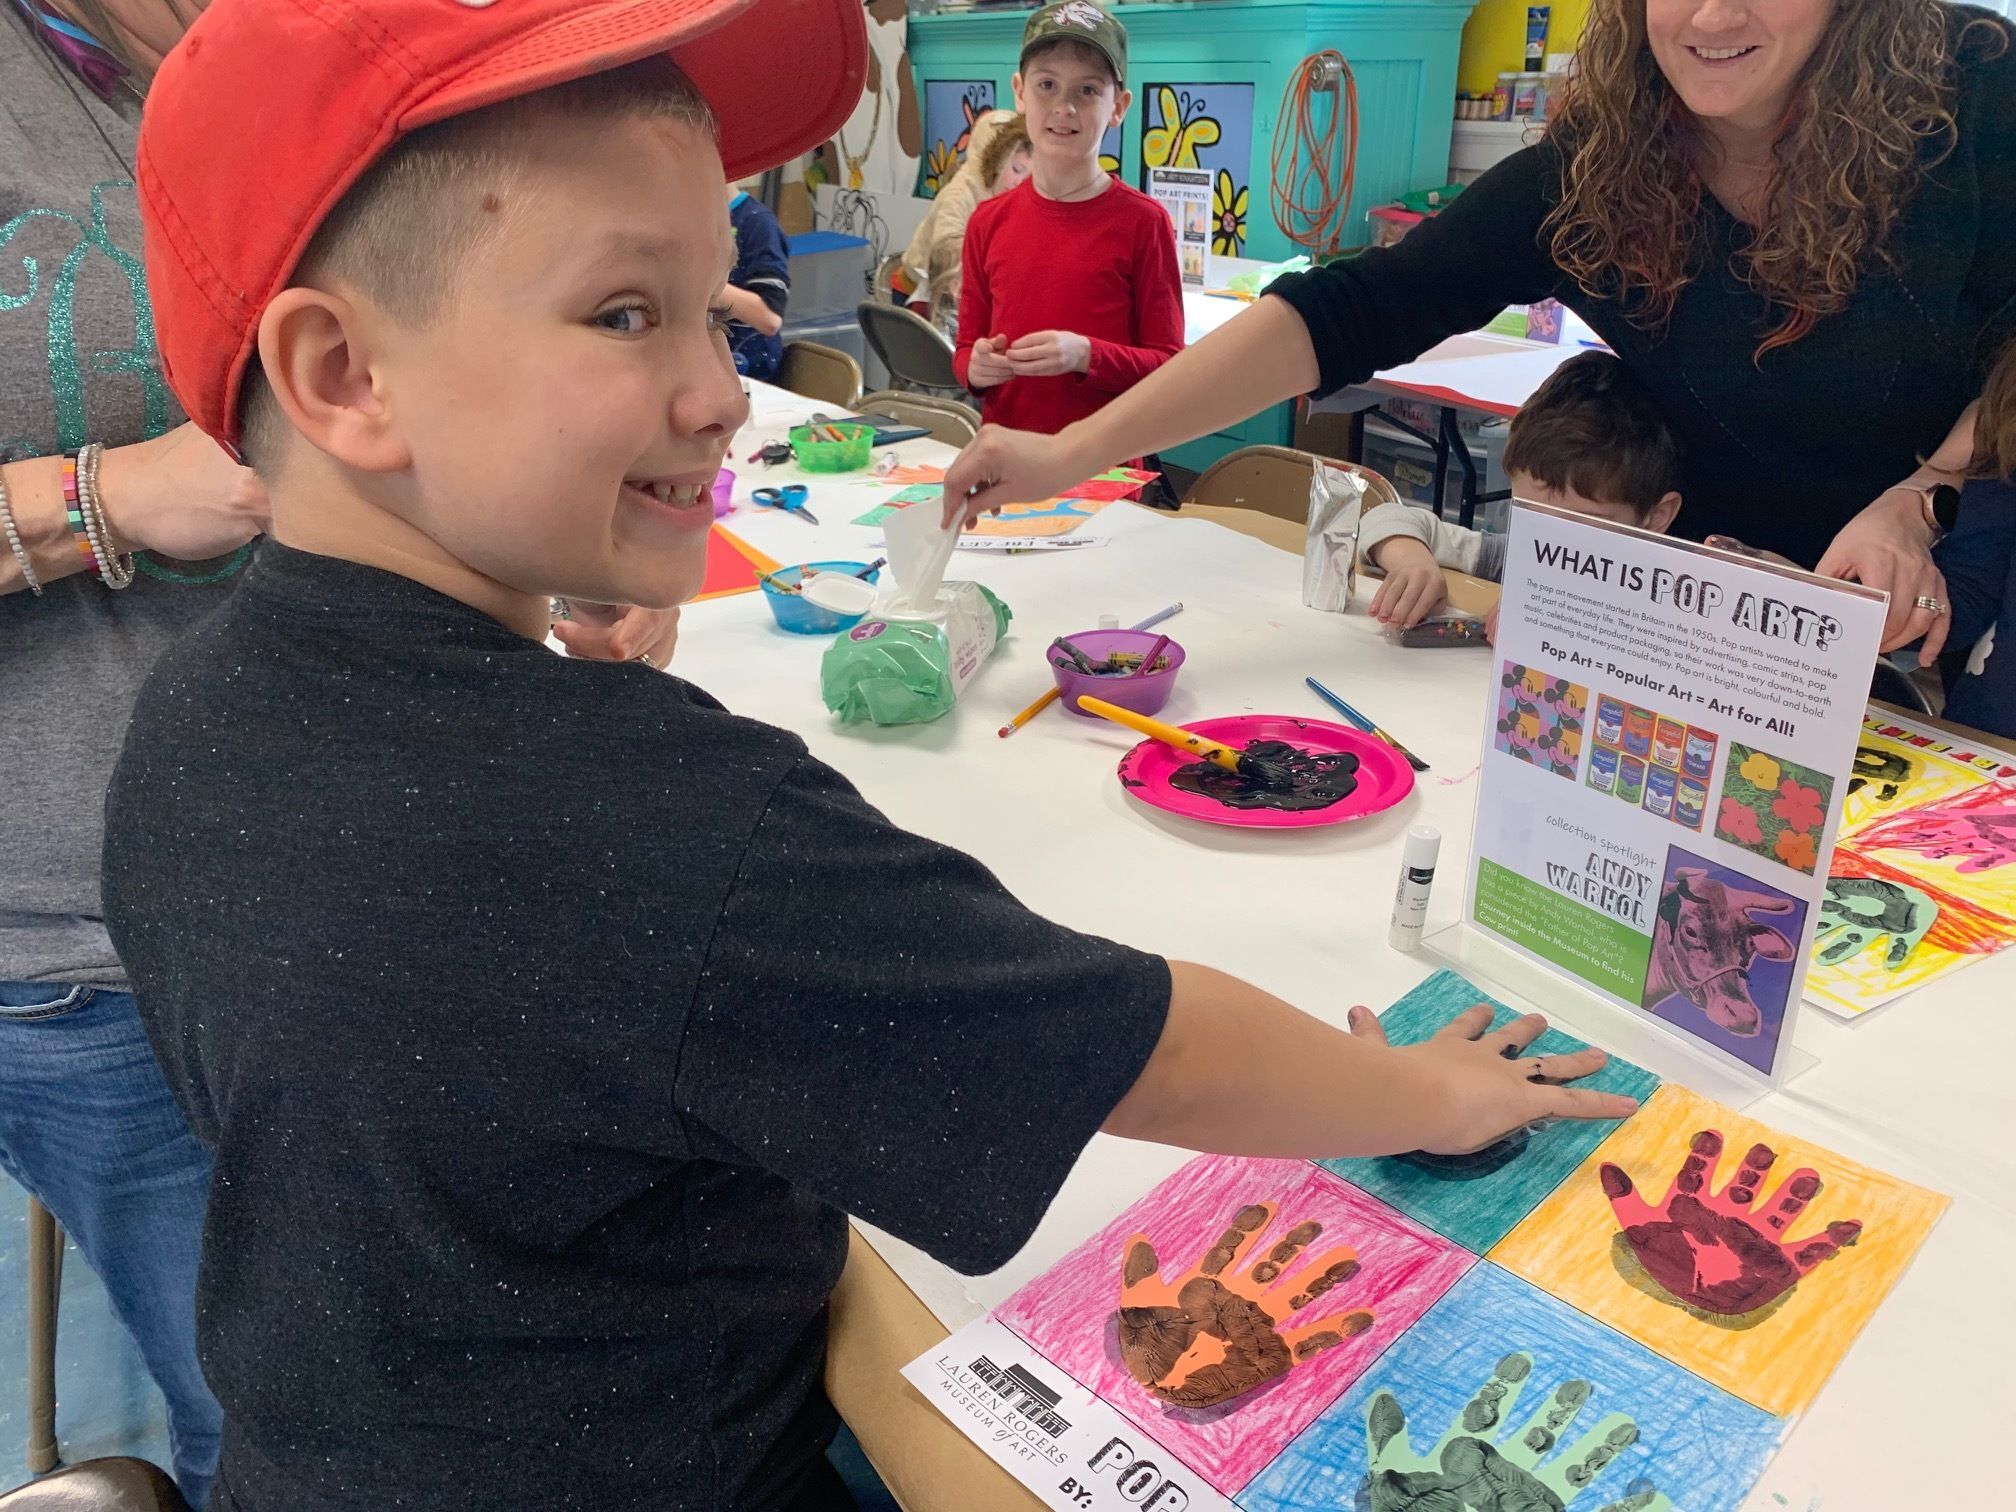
[1115,1202,1374,1408]
[552,602,680,668]
[1367,540,1448,628]
[1815,490,1950,663]
[942,425,1090,527]
[1005,329,1092,377]
[1601,1130,1863,1317]
[966,336,1015,388]
[1352,1003,1638,1155]
[97,421,269,560]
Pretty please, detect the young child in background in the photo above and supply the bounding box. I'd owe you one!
[1931,342,2016,737]
[1365,352,1684,629]
[107,5,1632,1507]
[722,181,790,381]
[954,1,1183,438]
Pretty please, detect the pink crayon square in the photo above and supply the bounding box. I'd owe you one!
[995,1155,1474,1496]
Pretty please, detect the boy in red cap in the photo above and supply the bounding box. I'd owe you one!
[104,3,1634,1508]
[954,2,1184,442]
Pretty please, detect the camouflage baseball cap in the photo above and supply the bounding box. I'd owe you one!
[1020,1,1127,87]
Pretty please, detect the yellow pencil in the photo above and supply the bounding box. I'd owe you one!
[998,685,1062,738]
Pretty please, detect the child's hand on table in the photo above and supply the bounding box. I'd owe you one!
[1367,537,1449,629]
[1006,329,1091,377]
[966,336,1016,388]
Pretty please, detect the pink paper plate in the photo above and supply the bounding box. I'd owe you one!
[1116,715,1415,829]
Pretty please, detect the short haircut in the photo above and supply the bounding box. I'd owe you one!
[973,113,1032,189]
[239,59,715,472]
[1502,351,1682,514]
[1020,37,1118,88]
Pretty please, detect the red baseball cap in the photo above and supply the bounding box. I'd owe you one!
[138,0,867,452]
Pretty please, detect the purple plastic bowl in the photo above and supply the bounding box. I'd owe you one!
[1052,629,1187,718]
[711,467,736,517]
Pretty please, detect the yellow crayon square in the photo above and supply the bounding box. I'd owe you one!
[1488,1084,1949,1415]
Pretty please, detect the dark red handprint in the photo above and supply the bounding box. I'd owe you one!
[1601,1131,1863,1317]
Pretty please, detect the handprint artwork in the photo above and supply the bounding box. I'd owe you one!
[1238,1263,1784,1512]
[1359,1356,1667,1512]
[1492,1084,1948,1415]
[1813,876,1937,970]
[1116,1203,1374,1408]
[997,1154,1472,1494]
[1600,1130,1862,1319]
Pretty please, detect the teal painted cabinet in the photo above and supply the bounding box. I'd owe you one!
[909,0,1474,469]
[907,0,1476,261]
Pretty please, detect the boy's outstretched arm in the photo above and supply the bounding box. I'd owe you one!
[1102,962,1637,1158]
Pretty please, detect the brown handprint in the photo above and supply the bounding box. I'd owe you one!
[1115,1203,1374,1409]
[1601,1131,1863,1317]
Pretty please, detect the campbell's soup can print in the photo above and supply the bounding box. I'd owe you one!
[1588,744,1619,793]
[1653,717,1686,770]
[1683,727,1718,781]
[1595,695,1625,746]
[1676,776,1709,829]
[1617,755,1648,804]
[1644,764,1678,817]
[1623,706,1655,758]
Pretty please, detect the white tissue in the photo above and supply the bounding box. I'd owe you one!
[882,501,964,617]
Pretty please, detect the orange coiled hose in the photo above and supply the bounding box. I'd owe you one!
[1270,50,1359,259]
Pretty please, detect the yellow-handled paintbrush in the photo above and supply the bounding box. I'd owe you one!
[1075,697,1294,791]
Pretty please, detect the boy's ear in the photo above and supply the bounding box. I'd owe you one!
[256,288,410,476]
[1010,70,1027,112]
[1643,490,1683,534]
[1111,86,1133,126]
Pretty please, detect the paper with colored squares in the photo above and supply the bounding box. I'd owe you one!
[904,970,1945,1512]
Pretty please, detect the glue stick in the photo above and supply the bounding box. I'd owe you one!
[1389,825,1441,953]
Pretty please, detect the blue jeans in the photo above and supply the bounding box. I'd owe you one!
[0,983,220,1506]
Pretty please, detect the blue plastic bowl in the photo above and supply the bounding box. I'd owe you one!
[761,561,882,635]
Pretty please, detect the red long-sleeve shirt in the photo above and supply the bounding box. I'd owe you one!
[953,178,1185,435]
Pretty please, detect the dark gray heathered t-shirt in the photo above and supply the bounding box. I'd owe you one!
[104,542,1171,1510]
[1,18,244,987]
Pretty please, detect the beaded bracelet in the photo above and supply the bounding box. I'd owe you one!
[63,444,134,589]
[0,463,42,595]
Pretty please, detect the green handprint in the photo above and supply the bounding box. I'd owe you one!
[1814,876,1937,971]
[1361,1353,1669,1512]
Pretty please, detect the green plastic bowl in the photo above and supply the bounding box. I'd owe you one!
[789,422,874,474]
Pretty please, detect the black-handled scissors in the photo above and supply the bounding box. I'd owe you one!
[751,483,818,525]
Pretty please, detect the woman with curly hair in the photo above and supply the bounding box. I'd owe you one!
[947,0,2015,665]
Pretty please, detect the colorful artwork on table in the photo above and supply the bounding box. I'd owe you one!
[995,1154,1473,1496]
[1239,1263,1786,1512]
[1714,742,1834,877]
[1641,846,1806,1075]
[1139,83,1253,256]
[1586,691,1719,832]
[1493,662,1585,781]
[1490,1083,1948,1417]
[853,468,1151,532]
[1807,714,2016,1018]
[1320,972,1658,1254]
[907,975,1945,1509]
[690,525,779,602]
[919,79,995,196]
